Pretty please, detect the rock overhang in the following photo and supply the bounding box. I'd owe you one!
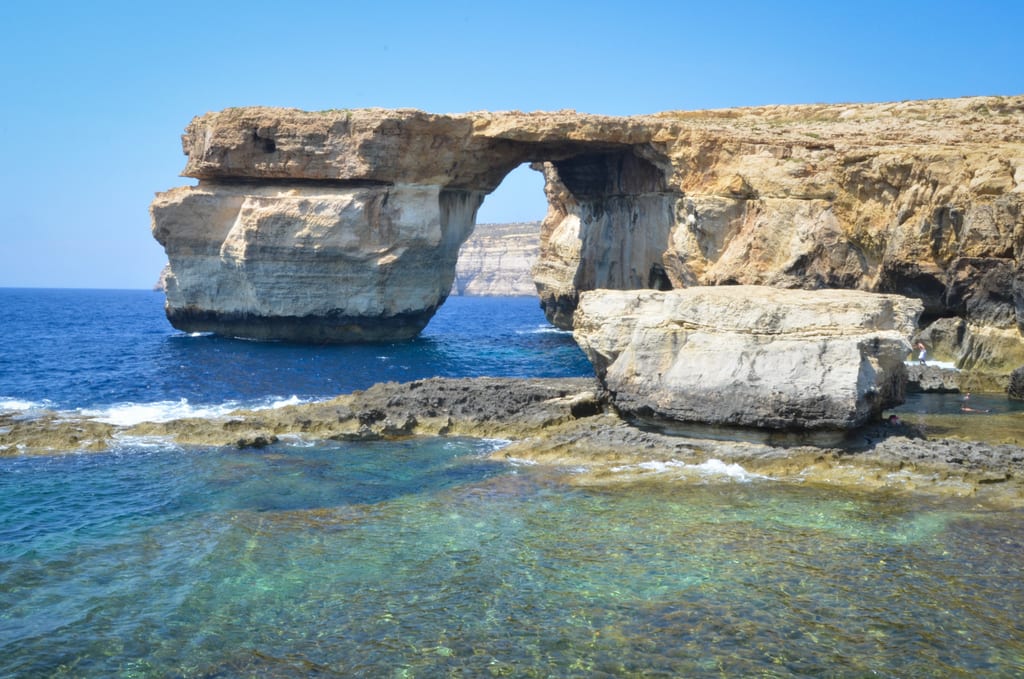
[153,96,1024,374]
[179,106,672,192]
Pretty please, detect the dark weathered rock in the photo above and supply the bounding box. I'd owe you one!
[5,378,1024,504]
[906,363,962,393]
[1009,366,1024,400]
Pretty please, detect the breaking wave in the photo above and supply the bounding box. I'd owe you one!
[611,458,768,482]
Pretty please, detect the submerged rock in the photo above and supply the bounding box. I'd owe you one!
[572,287,922,430]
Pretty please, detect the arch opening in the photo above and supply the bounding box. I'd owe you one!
[448,146,679,325]
[452,163,546,298]
[527,146,680,328]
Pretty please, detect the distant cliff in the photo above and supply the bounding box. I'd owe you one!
[452,222,539,296]
[154,223,541,297]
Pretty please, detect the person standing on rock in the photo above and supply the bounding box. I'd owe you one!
[917,342,927,365]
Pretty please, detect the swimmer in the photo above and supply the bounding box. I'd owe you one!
[960,392,990,413]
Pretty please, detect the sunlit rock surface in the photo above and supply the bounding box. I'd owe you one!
[452,222,539,296]
[152,182,479,341]
[572,287,923,430]
[152,97,1023,367]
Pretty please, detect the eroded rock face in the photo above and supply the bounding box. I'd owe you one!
[152,182,480,341]
[572,287,923,430]
[152,98,1023,365]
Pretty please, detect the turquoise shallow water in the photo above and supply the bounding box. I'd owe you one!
[3,289,1023,676]
[2,439,1022,677]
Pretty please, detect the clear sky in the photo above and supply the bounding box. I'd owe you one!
[1,0,1020,289]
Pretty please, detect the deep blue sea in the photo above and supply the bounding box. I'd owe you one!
[2,288,1023,677]
[0,289,591,420]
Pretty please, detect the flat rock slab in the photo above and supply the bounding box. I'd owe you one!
[573,286,923,430]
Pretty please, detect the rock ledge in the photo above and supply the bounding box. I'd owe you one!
[3,377,1023,506]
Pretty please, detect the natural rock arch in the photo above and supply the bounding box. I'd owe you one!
[152,109,684,340]
[151,99,1024,379]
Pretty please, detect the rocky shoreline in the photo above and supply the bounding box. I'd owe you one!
[3,377,1022,507]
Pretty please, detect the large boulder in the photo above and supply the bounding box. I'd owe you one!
[905,363,962,393]
[572,287,922,430]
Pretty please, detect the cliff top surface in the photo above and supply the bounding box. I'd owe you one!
[196,94,1024,143]
[179,95,1024,188]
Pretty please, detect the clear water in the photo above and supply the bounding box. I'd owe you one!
[893,393,1024,445]
[1,289,1023,677]
[0,289,591,413]
[2,439,1023,677]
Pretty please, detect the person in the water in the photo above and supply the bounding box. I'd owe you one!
[960,392,990,413]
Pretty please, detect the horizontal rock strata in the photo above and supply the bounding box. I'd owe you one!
[152,182,479,341]
[452,222,540,296]
[152,97,1024,375]
[572,287,923,430]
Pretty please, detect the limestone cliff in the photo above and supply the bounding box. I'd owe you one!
[151,97,1024,375]
[452,222,539,296]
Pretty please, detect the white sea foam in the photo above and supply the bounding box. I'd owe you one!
[82,399,244,426]
[518,325,573,335]
[277,434,317,447]
[110,432,181,449]
[80,395,322,427]
[270,395,304,409]
[477,437,512,452]
[1,398,44,414]
[503,456,538,467]
[0,398,56,420]
[691,458,765,481]
[612,458,766,482]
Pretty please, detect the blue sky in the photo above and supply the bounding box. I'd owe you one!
[1,0,1021,289]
